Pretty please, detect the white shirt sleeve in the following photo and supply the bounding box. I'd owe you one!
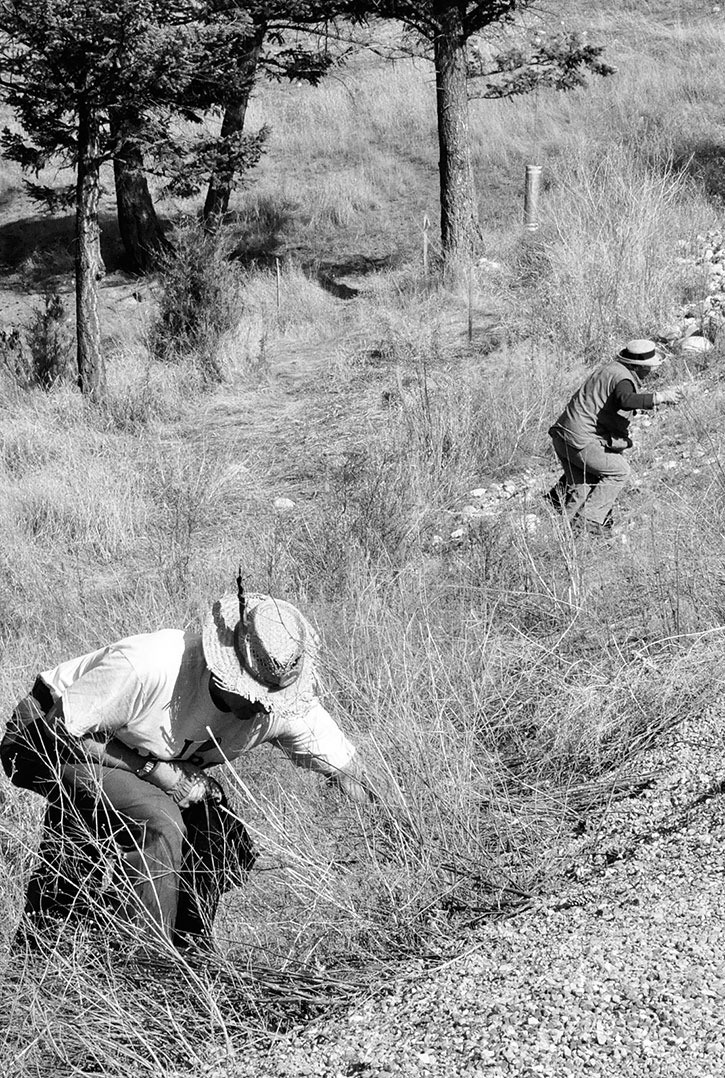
[56,649,145,737]
[272,701,356,775]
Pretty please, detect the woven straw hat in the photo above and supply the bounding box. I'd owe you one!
[202,592,319,715]
[616,339,663,368]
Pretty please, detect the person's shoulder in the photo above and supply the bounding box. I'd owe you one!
[604,360,633,380]
[110,629,191,672]
[593,360,633,389]
[577,362,613,386]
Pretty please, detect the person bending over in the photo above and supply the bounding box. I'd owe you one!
[1,577,371,954]
[546,338,681,535]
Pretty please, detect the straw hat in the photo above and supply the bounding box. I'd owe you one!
[202,591,320,715]
[616,339,663,367]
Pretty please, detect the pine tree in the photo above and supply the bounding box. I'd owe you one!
[201,2,342,226]
[349,1,613,270]
[0,0,255,397]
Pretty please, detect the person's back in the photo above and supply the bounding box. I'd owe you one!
[551,360,645,450]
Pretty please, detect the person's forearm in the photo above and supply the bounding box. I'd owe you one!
[613,379,655,410]
[80,736,215,806]
[81,734,148,773]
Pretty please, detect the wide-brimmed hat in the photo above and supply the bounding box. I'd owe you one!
[616,339,663,367]
[202,591,319,715]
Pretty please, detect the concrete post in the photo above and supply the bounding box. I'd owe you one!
[524,164,543,232]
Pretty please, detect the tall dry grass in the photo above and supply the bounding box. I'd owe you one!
[2,321,725,1072]
[537,144,713,357]
[1,0,725,1072]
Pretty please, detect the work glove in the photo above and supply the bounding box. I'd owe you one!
[144,760,219,809]
[653,388,681,407]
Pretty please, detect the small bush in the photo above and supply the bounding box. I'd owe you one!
[0,291,73,390]
[150,216,243,382]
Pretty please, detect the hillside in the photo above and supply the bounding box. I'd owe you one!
[240,697,725,1077]
[1,1,725,1075]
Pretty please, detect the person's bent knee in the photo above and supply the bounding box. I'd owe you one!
[99,773,187,862]
[605,454,631,479]
[139,796,186,861]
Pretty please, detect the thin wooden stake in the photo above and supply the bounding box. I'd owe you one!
[422,215,430,277]
[468,265,474,343]
[275,257,281,319]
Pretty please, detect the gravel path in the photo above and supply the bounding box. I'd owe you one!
[233,704,725,1078]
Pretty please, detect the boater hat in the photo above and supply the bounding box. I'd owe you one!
[616,339,664,368]
[203,577,319,715]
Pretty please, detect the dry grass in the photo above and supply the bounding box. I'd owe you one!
[0,0,724,1072]
[537,144,715,357]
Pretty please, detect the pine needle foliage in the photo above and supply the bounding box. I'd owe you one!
[150,216,242,381]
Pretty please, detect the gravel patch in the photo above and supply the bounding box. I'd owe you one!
[231,704,725,1078]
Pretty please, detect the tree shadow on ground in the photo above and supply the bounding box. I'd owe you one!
[224,194,401,298]
[0,212,140,285]
[228,195,297,268]
[672,141,725,206]
[310,254,399,299]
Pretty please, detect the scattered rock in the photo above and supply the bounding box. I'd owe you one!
[476,257,506,275]
[676,335,713,355]
[273,497,296,511]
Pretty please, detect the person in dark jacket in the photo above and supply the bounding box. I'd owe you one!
[546,339,681,535]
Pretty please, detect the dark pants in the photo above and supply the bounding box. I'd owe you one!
[1,681,255,948]
[549,430,631,526]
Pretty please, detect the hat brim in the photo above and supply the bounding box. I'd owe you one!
[617,349,664,368]
[202,593,319,714]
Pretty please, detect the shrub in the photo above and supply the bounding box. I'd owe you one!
[150,216,243,382]
[0,290,73,390]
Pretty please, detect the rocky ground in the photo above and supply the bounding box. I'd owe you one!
[231,701,725,1078]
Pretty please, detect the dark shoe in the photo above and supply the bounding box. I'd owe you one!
[542,483,568,514]
[172,931,219,964]
[575,519,614,538]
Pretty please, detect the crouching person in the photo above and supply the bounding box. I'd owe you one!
[1,579,371,956]
[546,339,681,535]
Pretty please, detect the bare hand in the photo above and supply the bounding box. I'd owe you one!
[654,388,681,407]
[170,769,216,808]
[145,760,217,808]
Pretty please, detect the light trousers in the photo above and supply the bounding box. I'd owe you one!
[549,430,631,526]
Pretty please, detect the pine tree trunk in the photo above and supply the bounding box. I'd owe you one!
[433,7,481,270]
[75,102,105,400]
[110,111,169,273]
[203,32,263,227]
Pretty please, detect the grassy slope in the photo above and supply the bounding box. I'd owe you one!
[1,0,725,1072]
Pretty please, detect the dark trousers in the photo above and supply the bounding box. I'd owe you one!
[1,683,255,947]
